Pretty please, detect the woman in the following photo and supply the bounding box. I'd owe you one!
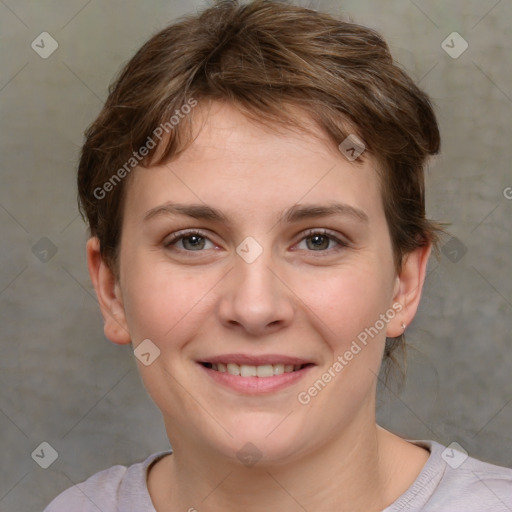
[45,1,512,510]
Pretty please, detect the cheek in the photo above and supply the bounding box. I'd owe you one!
[121,263,219,346]
[291,265,393,351]
[292,267,392,427]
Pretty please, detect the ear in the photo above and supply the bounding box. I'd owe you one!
[86,237,131,345]
[386,244,431,337]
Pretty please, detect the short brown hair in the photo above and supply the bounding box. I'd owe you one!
[78,0,442,368]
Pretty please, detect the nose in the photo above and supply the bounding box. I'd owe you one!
[217,251,295,336]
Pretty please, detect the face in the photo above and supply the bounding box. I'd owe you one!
[93,101,423,465]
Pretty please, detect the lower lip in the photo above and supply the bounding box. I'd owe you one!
[200,364,313,394]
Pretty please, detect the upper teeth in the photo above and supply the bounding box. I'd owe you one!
[212,363,303,377]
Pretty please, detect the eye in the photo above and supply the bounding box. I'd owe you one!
[165,230,216,251]
[296,229,348,252]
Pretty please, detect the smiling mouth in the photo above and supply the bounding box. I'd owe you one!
[200,362,312,377]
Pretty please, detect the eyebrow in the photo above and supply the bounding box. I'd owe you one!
[143,202,228,223]
[283,203,369,224]
[143,201,369,225]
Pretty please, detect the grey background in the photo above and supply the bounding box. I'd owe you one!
[0,0,511,510]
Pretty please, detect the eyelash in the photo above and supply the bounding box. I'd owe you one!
[299,229,349,253]
[164,228,349,255]
[164,229,215,252]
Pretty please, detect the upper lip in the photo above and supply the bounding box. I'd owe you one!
[199,354,314,366]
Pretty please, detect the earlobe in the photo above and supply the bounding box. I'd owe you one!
[86,237,131,345]
[386,244,431,338]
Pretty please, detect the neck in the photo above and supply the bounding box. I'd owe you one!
[148,415,427,512]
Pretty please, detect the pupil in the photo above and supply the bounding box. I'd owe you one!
[308,235,329,250]
[184,235,205,250]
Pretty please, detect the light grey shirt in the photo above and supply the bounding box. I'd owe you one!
[44,440,512,511]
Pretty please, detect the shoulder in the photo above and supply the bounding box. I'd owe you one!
[43,463,129,511]
[43,452,170,512]
[431,443,512,509]
[387,440,512,512]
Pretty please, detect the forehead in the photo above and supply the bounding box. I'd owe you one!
[124,101,384,224]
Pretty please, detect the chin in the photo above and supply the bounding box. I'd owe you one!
[211,412,311,467]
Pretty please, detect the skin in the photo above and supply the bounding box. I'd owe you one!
[88,101,431,511]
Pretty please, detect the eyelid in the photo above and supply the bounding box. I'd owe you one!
[164,228,217,248]
[163,228,349,253]
[301,228,349,242]
[293,228,350,252]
